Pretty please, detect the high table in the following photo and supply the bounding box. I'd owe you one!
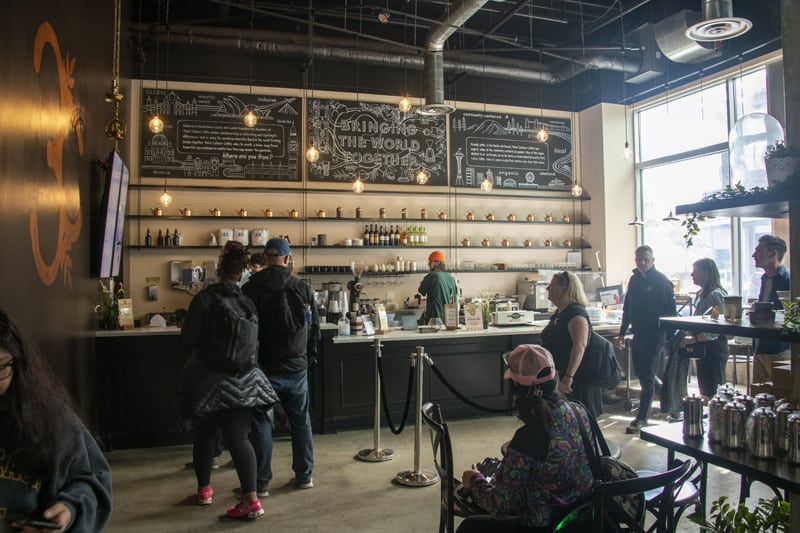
[659,315,799,394]
[640,422,800,518]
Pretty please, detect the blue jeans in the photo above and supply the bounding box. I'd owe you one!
[250,369,314,490]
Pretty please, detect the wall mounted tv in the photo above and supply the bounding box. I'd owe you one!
[92,149,129,278]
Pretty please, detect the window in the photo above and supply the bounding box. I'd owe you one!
[635,65,787,297]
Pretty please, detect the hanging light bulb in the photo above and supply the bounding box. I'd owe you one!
[623,141,633,160]
[243,107,257,128]
[480,173,493,192]
[415,169,429,185]
[159,187,173,207]
[149,114,164,134]
[399,96,412,113]
[536,127,549,142]
[571,182,583,197]
[306,145,320,163]
[352,176,365,193]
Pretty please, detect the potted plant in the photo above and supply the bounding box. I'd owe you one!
[688,496,789,532]
[764,141,800,186]
[782,298,800,335]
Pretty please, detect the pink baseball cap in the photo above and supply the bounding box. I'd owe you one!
[503,344,556,386]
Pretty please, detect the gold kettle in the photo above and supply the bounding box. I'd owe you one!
[209,207,222,217]
[262,208,273,218]
[506,213,516,221]
[461,237,471,247]
[237,208,248,217]
[523,236,533,247]
[288,208,299,218]
[151,205,163,216]
[562,213,571,223]
[437,211,447,220]
[316,209,327,218]
[544,237,553,247]
[501,237,511,247]
[466,210,475,221]
[544,212,554,222]
[485,212,495,221]
[178,205,192,217]
[526,213,535,222]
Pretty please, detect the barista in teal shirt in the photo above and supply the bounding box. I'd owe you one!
[418,250,458,323]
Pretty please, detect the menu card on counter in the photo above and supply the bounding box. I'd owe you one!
[374,304,390,334]
[464,303,483,331]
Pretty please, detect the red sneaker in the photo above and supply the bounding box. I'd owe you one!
[197,485,213,506]
[226,499,264,519]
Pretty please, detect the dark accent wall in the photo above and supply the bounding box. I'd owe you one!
[0,1,116,424]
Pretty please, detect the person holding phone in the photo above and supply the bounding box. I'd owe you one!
[0,310,112,532]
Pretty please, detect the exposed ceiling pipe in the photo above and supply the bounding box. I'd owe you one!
[421,0,493,115]
[139,24,641,87]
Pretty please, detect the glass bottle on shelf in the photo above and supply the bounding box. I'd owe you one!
[156,229,164,247]
[172,228,180,247]
[363,225,369,246]
[145,228,153,247]
[393,225,400,246]
[164,229,172,247]
[399,226,408,247]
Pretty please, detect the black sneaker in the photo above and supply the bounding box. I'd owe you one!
[625,420,643,434]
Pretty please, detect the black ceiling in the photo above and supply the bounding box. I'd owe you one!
[128,0,783,110]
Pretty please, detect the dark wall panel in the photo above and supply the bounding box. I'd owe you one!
[0,0,114,422]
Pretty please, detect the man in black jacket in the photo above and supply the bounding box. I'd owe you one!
[615,245,676,434]
[243,238,320,494]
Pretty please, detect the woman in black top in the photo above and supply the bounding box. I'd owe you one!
[541,271,603,418]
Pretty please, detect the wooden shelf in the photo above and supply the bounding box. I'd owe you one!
[132,215,590,225]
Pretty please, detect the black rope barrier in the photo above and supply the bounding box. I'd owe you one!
[428,362,514,415]
[377,355,415,435]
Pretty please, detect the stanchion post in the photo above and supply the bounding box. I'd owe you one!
[395,345,438,487]
[356,337,395,462]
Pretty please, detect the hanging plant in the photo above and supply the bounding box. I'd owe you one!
[680,212,709,247]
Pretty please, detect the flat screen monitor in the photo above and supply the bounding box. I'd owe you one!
[93,150,129,278]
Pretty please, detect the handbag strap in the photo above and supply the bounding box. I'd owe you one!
[567,401,602,480]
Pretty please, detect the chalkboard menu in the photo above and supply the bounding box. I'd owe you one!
[140,88,303,181]
[307,98,447,186]
[450,110,572,191]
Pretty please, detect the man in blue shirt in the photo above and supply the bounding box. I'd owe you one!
[753,234,791,360]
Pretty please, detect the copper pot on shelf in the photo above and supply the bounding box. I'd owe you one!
[437,211,447,220]
[501,237,511,247]
[288,208,299,218]
[481,237,491,247]
[506,213,516,221]
[466,210,475,221]
[562,213,571,223]
[523,236,533,247]
[152,205,163,216]
[315,209,327,218]
[209,207,222,217]
[526,213,535,222]
[461,237,470,247]
[544,212,553,222]
[262,208,273,217]
[178,205,192,217]
[237,208,248,217]
[485,212,495,221]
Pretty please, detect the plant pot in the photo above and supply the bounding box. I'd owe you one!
[765,156,800,186]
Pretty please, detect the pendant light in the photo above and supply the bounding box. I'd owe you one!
[105,0,125,142]
[352,176,365,194]
[399,96,412,113]
[243,0,257,128]
[398,8,413,112]
[305,3,320,162]
[157,1,172,207]
[619,3,633,160]
[536,51,548,142]
[480,173,493,192]
[415,169,429,185]
[148,0,164,134]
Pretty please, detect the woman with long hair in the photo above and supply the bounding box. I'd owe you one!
[457,345,594,533]
[540,271,604,418]
[180,241,277,519]
[0,310,112,531]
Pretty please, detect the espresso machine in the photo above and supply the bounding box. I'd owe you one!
[323,282,348,323]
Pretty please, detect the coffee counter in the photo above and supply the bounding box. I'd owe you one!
[94,322,620,448]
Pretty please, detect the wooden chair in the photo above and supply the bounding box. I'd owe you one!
[638,460,701,533]
[591,459,691,533]
[421,402,486,533]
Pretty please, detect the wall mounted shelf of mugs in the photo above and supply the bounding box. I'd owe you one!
[127,184,591,252]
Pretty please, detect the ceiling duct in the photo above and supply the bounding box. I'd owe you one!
[419,0,492,115]
[685,0,752,42]
[653,10,720,64]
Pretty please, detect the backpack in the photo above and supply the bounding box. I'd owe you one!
[260,278,308,355]
[576,332,622,388]
[203,285,260,372]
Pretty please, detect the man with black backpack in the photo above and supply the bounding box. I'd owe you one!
[243,238,320,496]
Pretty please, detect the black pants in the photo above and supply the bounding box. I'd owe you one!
[695,339,729,397]
[631,331,666,422]
[193,407,257,491]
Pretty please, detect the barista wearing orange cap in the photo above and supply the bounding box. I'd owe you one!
[418,250,458,323]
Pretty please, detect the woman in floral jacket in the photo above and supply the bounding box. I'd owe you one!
[458,345,594,533]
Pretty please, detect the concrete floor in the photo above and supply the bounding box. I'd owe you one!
[105,385,776,532]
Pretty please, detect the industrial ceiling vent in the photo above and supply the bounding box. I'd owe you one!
[417,49,455,116]
[685,0,752,41]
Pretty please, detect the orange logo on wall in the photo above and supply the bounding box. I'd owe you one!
[30,22,83,289]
